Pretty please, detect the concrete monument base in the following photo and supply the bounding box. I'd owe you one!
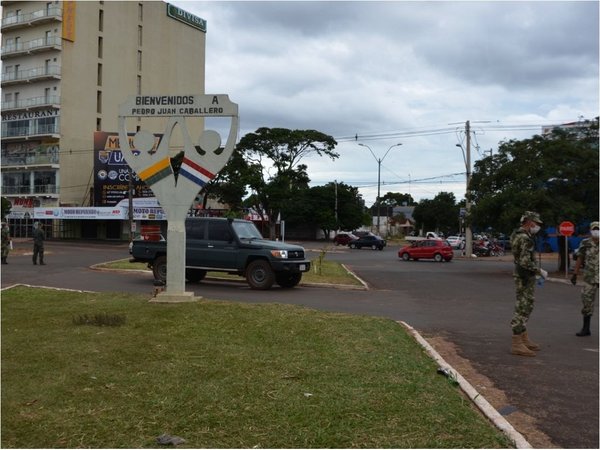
[149,291,200,303]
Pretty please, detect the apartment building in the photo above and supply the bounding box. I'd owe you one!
[1,1,207,237]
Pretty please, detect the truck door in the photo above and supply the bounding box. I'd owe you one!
[202,221,239,269]
[185,219,208,267]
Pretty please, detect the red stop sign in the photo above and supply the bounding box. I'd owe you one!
[559,221,575,236]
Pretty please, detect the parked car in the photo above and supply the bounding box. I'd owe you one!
[398,239,454,262]
[446,235,465,249]
[333,232,358,246]
[352,230,387,246]
[349,235,386,250]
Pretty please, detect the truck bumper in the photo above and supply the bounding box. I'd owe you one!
[271,260,311,273]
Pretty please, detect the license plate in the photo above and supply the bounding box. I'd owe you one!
[299,264,306,271]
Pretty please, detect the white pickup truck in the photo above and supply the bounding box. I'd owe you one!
[405,231,442,242]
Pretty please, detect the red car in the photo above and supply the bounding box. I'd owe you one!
[333,232,358,246]
[398,239,454,262]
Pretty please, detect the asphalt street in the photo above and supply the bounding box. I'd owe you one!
[1,239,598,448]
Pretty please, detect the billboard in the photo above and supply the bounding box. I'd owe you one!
[93,132,159,206]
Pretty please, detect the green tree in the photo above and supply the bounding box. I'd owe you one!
[380,192,416,207]
[469,118,599,234]
[412,192,459,234]
[284,182,369,238]
[235,127,339,238]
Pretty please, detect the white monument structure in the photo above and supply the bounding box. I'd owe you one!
[118,94,239,302]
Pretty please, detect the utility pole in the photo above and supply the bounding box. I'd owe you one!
[128,167,134,242]
[358,142,402,235]
[334,179,338,230]
[465,120,473,258]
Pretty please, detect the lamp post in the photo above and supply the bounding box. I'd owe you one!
[358,142,402,235]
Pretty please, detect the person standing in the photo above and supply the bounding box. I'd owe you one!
[510,211,548,357]
[32,222,45,265]
[571,221,599,337]
[1,222,10,264]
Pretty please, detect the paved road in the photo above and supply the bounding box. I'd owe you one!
[2,240,598,448]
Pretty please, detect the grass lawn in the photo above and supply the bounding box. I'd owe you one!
[97,257,364,287]
[1,286,512,448]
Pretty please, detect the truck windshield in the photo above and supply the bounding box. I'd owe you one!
[232,221,263,240]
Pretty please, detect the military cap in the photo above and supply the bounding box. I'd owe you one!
[591,221,599,230]
[520,211,543,224]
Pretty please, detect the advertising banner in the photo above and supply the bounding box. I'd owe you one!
[93,132,159,206]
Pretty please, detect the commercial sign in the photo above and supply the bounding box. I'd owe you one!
[166,3,206,32]
[33,198,166,221]
[93,132,157,206]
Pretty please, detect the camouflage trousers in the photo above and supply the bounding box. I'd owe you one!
[511,275,536,335]
[580,282,599,316]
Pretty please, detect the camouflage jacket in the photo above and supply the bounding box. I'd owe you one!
[511,228,539,277]
[578,238,599,284]
[33,228,45,246]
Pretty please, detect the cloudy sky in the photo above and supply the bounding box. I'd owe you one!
[172,0,599,205]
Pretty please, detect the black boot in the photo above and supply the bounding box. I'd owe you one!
[1,257,6,264]
[576,315,591,337]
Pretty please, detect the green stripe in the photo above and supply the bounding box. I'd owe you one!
[144,167,172,186]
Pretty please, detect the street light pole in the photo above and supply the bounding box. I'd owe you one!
[358,142,402,235]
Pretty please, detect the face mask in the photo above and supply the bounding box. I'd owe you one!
[530,225,541,235]
[592,230,599,238]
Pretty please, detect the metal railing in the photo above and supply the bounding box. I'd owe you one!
[1,6,62,29]
[1,36,62,56]
[1,95,60,110]
[2,65,61,84]
[1,123,60,138]
[2,184,58,195]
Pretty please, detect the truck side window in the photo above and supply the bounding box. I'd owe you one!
[208,222,232,241]
[186,220,205,239]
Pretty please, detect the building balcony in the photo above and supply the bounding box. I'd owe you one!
[1,152,60,168]
[1,123,60,141]
[1,36,62,59]
[2,65,61,86]
[1,95,61,112]
[1,184,59,196]
[1,6,62,31]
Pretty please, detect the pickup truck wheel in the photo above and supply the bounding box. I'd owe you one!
[349,243,357,249]
[276,272,302,289]
[186,268,206,283]
[371,244,378,250]
[152,255,167,282]
[246,260,275,290]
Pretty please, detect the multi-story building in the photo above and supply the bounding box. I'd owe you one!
[1,1,208,238]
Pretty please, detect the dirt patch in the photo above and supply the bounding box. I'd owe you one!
[425,333,558,448]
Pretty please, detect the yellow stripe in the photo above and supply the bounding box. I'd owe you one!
[139,158,171,181]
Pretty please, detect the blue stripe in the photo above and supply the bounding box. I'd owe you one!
[179,168,206,187]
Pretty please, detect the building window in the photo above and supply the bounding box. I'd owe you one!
[98,36,103,58]
[96,118,102,131]
[98,9,104,32]
[137,75,142,95]
[138,3,143,21]
[137,51,142,71]
[96,91,102,113]
[45,30,52,44]
[44,88,51,102]
[138,25,143,46]
[97,63,102,86]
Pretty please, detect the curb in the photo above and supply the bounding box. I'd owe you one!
[399,321,533,449]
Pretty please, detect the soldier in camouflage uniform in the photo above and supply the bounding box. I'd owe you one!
[510,211,548,357]
[571,221,599,337]
[32,222,45,265]
[1,222,10,264]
